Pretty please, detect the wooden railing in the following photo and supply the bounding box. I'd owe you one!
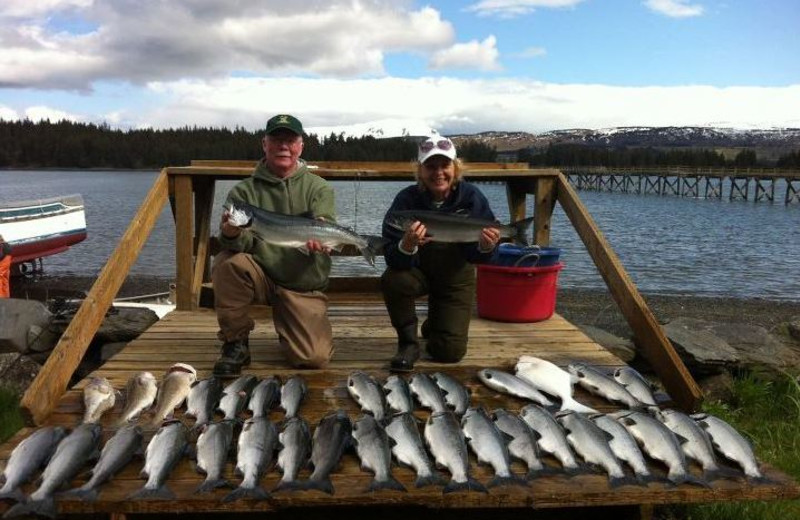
[19,161,702,425]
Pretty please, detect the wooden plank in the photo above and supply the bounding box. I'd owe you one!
[534,177,557,246]
[19,170,170,426]
[555,173,702,411]
[173,174,195,310]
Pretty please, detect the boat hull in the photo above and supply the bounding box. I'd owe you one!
[0,194,87,264]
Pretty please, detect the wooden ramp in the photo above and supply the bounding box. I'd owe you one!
[1,295,798,516]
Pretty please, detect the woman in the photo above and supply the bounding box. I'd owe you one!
[381,136,501,371]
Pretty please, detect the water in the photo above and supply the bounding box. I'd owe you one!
[2,170,799,301]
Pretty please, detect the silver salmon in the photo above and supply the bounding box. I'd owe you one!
[117,372,158,425]
[5,423,102,519]
[352,415,406,493]
[304,410,352,495]
[0,426,67,503]
[223,417,279,502]
[64,425,144,502]
[228,201,384,266]
[385,210,534,245]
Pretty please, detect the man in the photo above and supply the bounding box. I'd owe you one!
[0,234,11,298]
[212,114,335,377]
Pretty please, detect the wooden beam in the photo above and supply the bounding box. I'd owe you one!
[19,170,170,425]
[554,173,702,411]
[174,175,194,311]
[534,177,557,246]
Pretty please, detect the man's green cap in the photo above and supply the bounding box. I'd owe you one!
[265,114,304,135]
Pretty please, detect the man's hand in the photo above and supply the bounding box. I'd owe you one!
[306,240,332,255]
[401,221,430,252]
[479,227,501,252]
[220,210,242,239]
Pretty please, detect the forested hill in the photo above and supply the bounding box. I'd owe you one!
[1,119,798,169]
[0,119,495,169]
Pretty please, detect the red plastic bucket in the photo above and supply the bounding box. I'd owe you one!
[476,262,564,323]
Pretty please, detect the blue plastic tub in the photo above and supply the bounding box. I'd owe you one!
[494,243,562,268]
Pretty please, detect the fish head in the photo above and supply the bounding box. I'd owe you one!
[227,203,253,228]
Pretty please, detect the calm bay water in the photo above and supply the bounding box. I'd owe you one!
[2,170,799,301]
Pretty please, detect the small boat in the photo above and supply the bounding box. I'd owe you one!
[0,194,87,271]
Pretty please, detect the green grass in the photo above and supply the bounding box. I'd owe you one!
[0,385,24,443]
[669,371,800,520]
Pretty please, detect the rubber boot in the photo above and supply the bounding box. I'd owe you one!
[389,322,420,372]
[213,339,251,378]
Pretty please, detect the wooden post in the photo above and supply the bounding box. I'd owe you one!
[534,177,557,246]
[555,172,703,411]
[20,171,169,425]
[174,175,195,310]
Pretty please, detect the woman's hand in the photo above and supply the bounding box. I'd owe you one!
[401,221,429,252]
[220,210,242,239]
[479,227,501,251]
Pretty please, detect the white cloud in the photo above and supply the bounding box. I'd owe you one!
[0,105,19,120]
[24,105,82,122]
[644,0,704,18]
[516,46,547,58]
[128,77,800,135]
[466,0,585,18]
[0,0,92,18]
[429,36,502,71]
[0,1,456,89]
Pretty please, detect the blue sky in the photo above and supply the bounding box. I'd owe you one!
[0,0,798,136]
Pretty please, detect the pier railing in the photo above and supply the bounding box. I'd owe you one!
[19,161,703,425]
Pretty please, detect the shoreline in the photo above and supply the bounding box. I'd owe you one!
[11,274,800,339]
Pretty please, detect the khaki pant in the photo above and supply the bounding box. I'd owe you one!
[212,251,333,368]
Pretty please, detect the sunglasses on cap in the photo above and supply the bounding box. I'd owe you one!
[419,139,453,153]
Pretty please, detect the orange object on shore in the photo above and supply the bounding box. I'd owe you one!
[0,253,11,298]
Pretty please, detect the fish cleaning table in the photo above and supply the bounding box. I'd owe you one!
[1,295,798,517]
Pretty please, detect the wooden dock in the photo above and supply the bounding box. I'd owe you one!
[2,294,798,516]
[562,166,800,204]
[2,160,797,517]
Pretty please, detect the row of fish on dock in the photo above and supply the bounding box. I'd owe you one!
[1,356,769,517]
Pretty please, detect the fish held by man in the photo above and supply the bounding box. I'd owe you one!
[385,210,534,246]
[227,201,385,267]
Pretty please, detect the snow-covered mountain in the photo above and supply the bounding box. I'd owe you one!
[449,126,800,151]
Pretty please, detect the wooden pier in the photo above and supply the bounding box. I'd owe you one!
[1,162,797,517]
[562,166,800,204]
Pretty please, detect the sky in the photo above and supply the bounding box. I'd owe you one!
[0,0,798,137]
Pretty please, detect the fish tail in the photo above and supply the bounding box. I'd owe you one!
[367,476,407,493]
[4,496,56,519]
[487,475,529,488]
[127,485,175,501]
[608,474,643,489]
[62,486,100,502]
[512,217,535,246]
[746,473,774,485]
[194,478,233,494]
[704,467,743,482]
[300,477,335,495]
[363,236,387,268]
[415,474,447,488]
[443,478,488,494]
[562,464,585,477]
[272,479,304,493]
[0,487,26,503]
[221,486,271,503]
[526,466,561,480]
[670,473,711,489]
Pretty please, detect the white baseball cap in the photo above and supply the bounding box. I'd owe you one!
[417,136,457,164]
